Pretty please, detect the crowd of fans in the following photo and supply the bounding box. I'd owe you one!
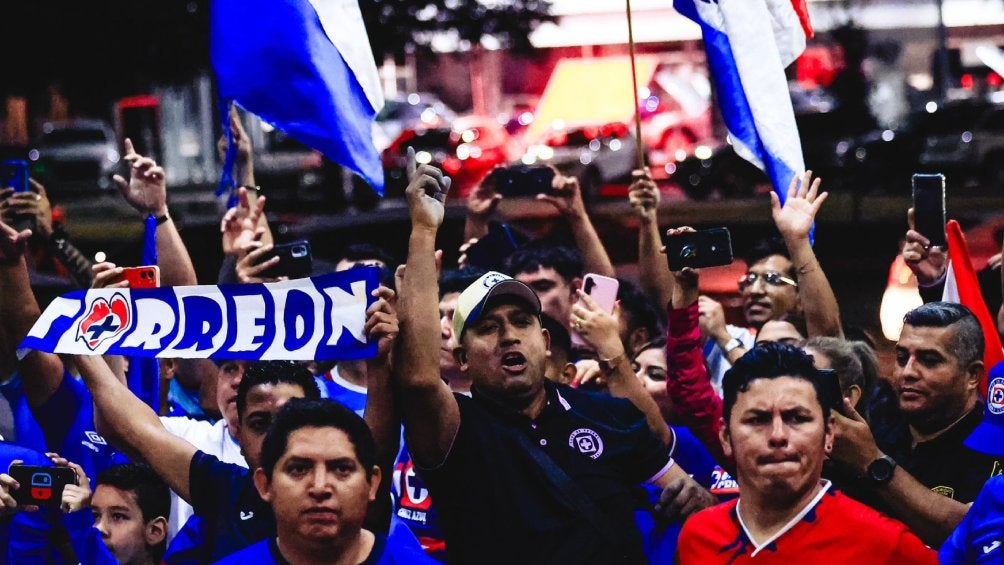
[0,111,1003,564]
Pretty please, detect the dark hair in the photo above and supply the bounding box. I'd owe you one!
[743,236,794,279]
[95,463,171,558]
[803,337,877,411]
[237,361,321,421]
[722,342,832,423]
[540,313,571,359]
[616,279,664,339]
[504,240,583,283]
[903,302,984,368]
[259,398,376,481]
[341,243,397,271]
[440,267,487,298]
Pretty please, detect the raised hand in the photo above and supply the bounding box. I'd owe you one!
[220,186,267,256]
[235,237,283,284]
[663,226,699,308]
[113,138,168,217]
[628,169,659,224]
[697,295,729,344]
[537,170,586,218]
[91,262,129,289]
[47,453,91,514]
[569,290,624,360]
[0,217,31,264]
[467,169,503,220]
[771,170,827,241]
[902,207,948,286]
[0,179,53,238]
[364,286,399,361]
[216,105,253,165]
[405,147,450,230]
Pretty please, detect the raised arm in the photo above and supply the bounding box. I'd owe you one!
[362,285,399,532]
[538,173,615,278]
[396,151,460,469]
[629,170,673,311]
[113,138,197,286]
[0,218,65,406]
[771,171,842,338]
[570,292,673,447]
[463,171,502,242]
[74,354,197,502]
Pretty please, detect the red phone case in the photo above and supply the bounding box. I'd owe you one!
[121,266,160,288]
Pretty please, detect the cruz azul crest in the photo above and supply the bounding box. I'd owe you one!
[76,294,130,350]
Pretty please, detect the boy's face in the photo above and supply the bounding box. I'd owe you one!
[92,485,163,565]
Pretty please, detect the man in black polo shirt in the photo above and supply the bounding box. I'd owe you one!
[396,160,687,564]
[831,302,1003,547]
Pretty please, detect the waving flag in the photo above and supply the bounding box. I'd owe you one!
[211,0,385,194]
[674,0,810,205]
[941,220,1004,396]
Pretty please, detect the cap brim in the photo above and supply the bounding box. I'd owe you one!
[463,280,541,335]
[965,421,1004,457]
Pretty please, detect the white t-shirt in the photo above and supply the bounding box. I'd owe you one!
[160,417,247,540]
[703,325,755,397]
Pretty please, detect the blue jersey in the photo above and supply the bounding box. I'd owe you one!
[392,444,446,561]
[634,426,720,562]
[940,475,1004,564]
[1,372,117,480]
[215,518,436,565]
[317,372,367,416]
[0,442,66,565]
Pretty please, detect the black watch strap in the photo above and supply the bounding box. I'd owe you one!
[866,454,897,485]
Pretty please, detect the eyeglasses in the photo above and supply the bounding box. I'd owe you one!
[737,271,798,291]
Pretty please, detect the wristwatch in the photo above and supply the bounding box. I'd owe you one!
[598,353,626,376]
[866,454,897,485]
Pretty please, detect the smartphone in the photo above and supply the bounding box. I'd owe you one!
[912,173,946,248]
[663,227,734,271]
[120,266,161,289]
[8,464,78,507]
[571,274,619,347]
[1,160,29,193]
[818,368,846,415]
[261,240,313,279]
[464,223,520,272]
[491,165,555,198]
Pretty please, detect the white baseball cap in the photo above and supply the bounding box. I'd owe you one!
[452,271,541,340]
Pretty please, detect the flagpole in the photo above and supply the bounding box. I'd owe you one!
[625,0,646,171]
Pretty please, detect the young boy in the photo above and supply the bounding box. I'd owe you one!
[55,458,170,565]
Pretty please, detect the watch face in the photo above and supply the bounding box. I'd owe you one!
[868,457,895,483]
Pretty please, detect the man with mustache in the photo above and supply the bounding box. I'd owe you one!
[677,342,934,563]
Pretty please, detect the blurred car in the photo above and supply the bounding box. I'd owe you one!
[665,144,770,201]
[29,119,120,192]
[917,100,1004,191]
[521,122,639,200]
[373,93,456,152]
[640,67,714,172]
[382,115,519,198]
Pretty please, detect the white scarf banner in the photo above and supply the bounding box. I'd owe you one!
[18,268,379,361]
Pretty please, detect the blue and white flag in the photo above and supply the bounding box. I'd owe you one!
[211,0,385,193]
[674,0,811,204]
[18,269,379,361]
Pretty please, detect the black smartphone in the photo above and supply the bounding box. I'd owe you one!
[1,160,29,193]
[8,464,78,507]
[912,173,946,247]
[491,165,555,198]
[260,240,313,279]
[818,368,846,415]
[663,227,734,271]
[465,223,520,272]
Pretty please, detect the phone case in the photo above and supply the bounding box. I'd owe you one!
[8,465,78,507]
[494,166,555,198]
[1,160,29,193]
[121,266,161,289]
[261,240,313,279]
[571,274,619,347]
[911,174,946,247]
[664,228,734,271]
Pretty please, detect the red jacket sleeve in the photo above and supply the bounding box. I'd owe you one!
[666,303,725,463]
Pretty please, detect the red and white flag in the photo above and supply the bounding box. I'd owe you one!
[942,220,1004,396]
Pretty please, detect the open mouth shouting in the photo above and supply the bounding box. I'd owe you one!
[501,351,528,375]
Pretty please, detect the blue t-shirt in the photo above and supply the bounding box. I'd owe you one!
[316,374,367,416]
[188,450,275,561]
[0,372,117,480]
[392,444,445,561]
[0,442,65,565]
[215,517,436,565]
[166,378,208,421]
[941,474,1004,564]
